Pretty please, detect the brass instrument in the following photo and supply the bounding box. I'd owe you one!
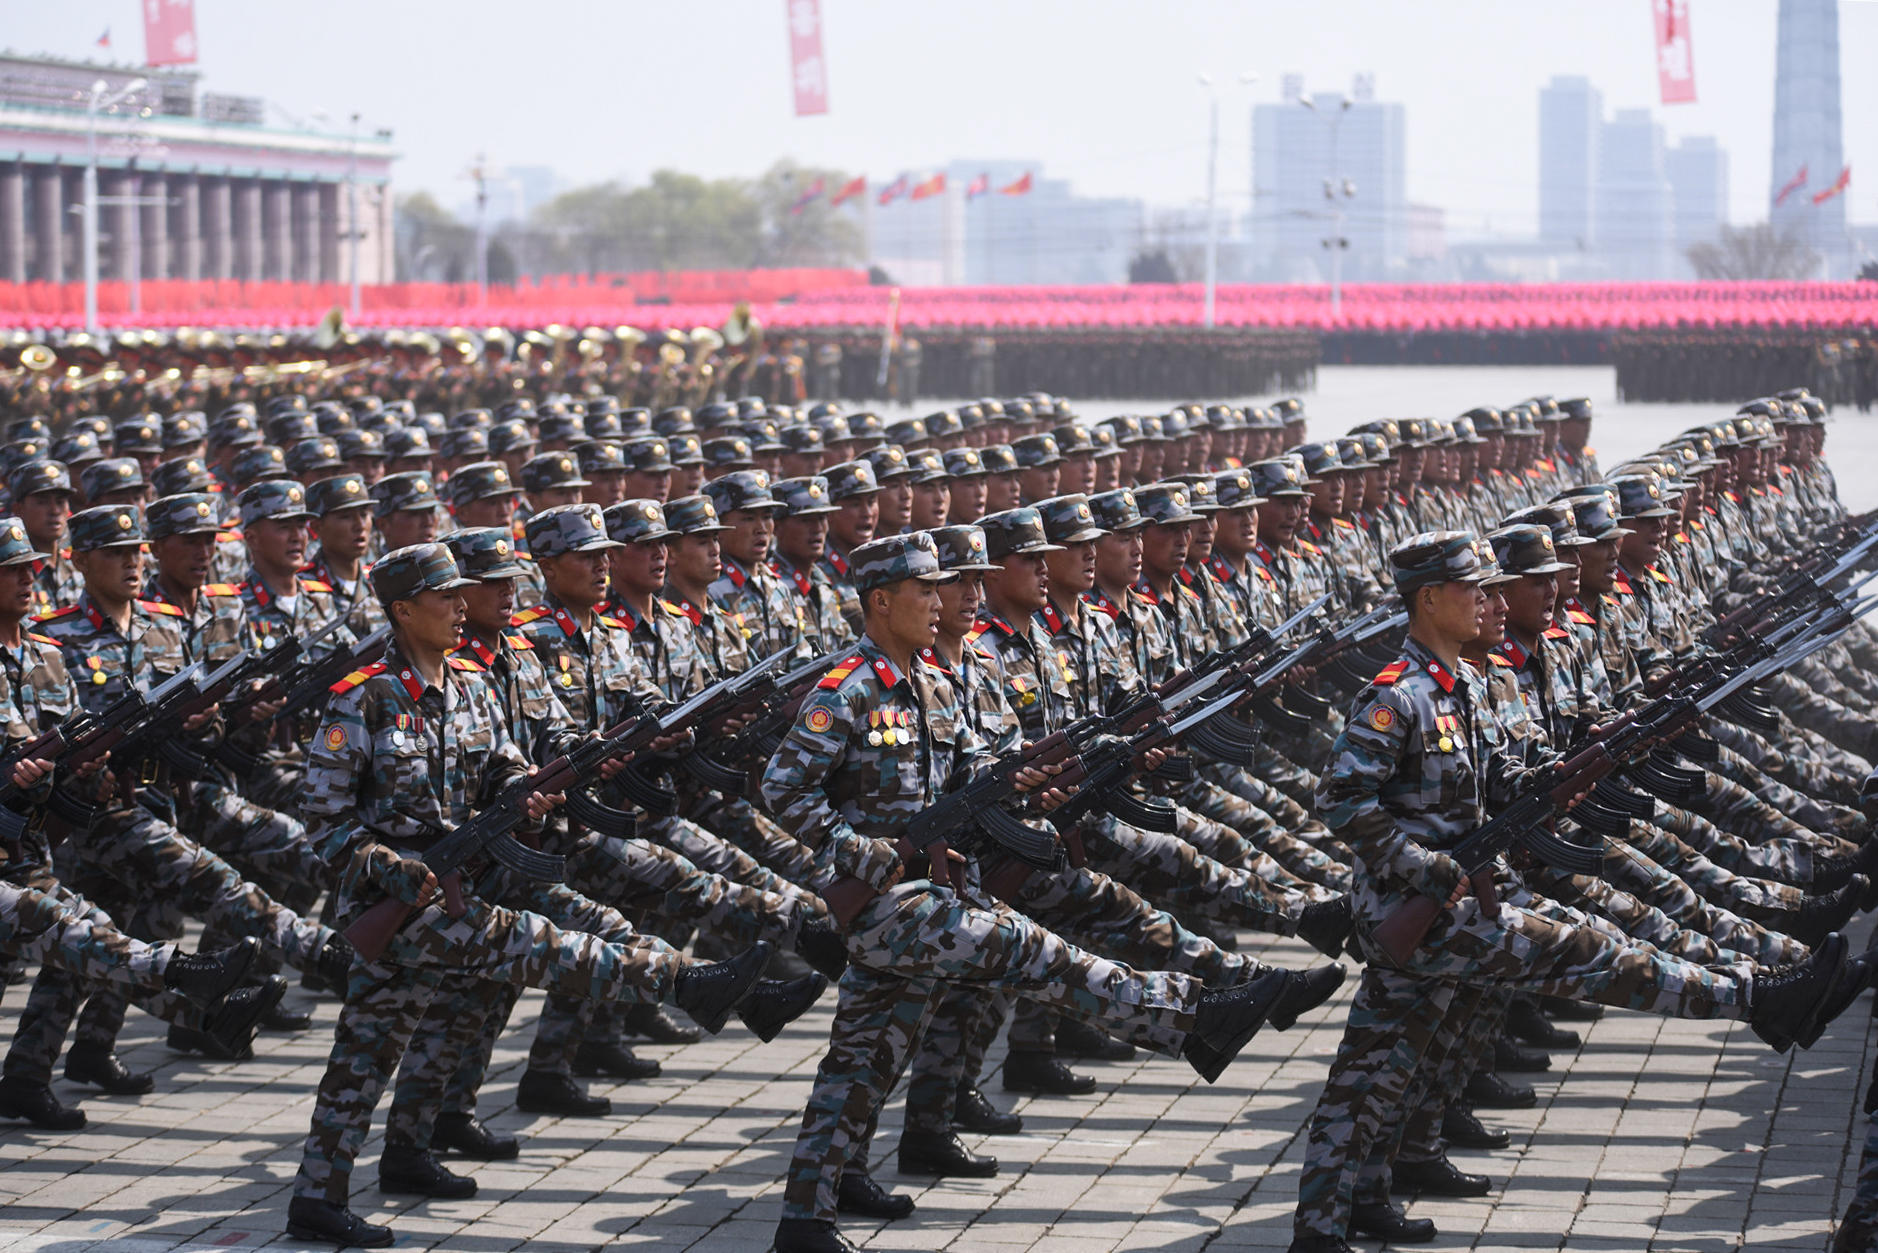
[576,325,610,363]
[613,326,646,353]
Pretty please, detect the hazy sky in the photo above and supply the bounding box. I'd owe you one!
[6,0,1874,236]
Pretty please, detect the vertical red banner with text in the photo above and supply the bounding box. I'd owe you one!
[788,0,829,116]
[144,0,199,67]
[1654,0,1696,105]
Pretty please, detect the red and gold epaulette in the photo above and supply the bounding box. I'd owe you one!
[916,647,949,671]
[300,578,333,593]
[1334,517,1357,530]
[963,625,988,646]
[1647,566,1672,584]
[510,606,550,625]
[971,644,996,662]
[447,655,483,672]
[817,655,865,690]
[596,613,626,629]
[1487,653,1513,667]
[27,632,58,647]
[503,631,533,650]
[202,582,242,596]
[1543,625,1571,640]
[1372,659,1410,686]
[1298,539,1324,556]
[658,598,689,618]
[33,606,78,622]
[1565,607,1595,625]
[1611,571,1634,595]
[137,598,185,618]
[331,660,388,694]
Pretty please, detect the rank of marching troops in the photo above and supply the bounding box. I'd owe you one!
[0,385,1873,1253]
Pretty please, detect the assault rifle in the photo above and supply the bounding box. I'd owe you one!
[215,624,393,775]
[1705,517,1878,646]
[341,655,790,961]
[1371,597,1874,967]
[681,645,855,794]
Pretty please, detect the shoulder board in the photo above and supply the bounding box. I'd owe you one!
[1487,653,1513,667]
[596,613,627,629]
[137,598,185,618]
[659,598,689,617]
[510,606,550,626]
[330,660,389,694]
[1128,587,1157,606]
[1178,582,1202,602]
[963,624,988,646]
[1565,608,1595,625]
[1298,539,1323,555]
[1334,517,1356,530]
[503,631,533,651]
[300,578,333,593]
[447,655,483,672]
[202,582,241,597]
[34,605,79,622]
[1372,659,1411,686]
[1543,625,1571,640]
[971,644,996,662]
[27,631,58,647]
[917,649,949,671]
[817,655,866,690]
[1610,571,1634,594]
[1647,566,1671,583]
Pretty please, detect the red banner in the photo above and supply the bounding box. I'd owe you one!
[1813,166,1851,205]
[786,0,828,116]
[143,0,198,67]
[1654,0,1695,105]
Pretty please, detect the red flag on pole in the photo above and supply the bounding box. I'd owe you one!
[143,0,199,67]
[966,173,990,200]
[830,175,866,207]
[1653,0,1695,105]
[789,177,826,215]
[1812,166,1851,205]
[96,28,112,49]
[786,0,829,116]
[1774,164,1810,207]
[877,174,909,206]
[999,172,1033,196]
[910,173,946,201]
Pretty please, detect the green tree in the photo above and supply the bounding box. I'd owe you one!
[749,160,865,267]
[394,192,475,281]
[1687,222,1820,281]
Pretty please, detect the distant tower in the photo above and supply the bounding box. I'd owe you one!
[1770,0,1847,274]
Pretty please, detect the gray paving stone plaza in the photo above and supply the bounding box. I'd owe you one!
[2,923,1872,1253]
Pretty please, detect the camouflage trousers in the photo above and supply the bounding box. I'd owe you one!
[681,788,833,893]
[1770,672,1877,763]
[1177,776,1352,891]
[1690,764,1849,848]
[1082,817,1308,934]
[1252,742,1322,810]
[1649,802,1827,886]
[1538,858,1801,968]
[187,778,332,900]
[1712,720,1864,807]
[781,880,1197,1224]
[1200,761,1356,886]
[385,871,649,1148]
[0,877,182,1002]
[1170,802,1326,896]
[1708,743,1864,838]
[641,813,819,909]
[1617,820,1806,914]
[293,868,681,1205]
[1379,984,1509,1187]
[901,860,1256,1137]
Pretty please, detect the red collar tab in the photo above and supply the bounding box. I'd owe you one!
[1081,588,1121,620]
[393,664,427,701]
[918,645,952,674]
[1496,638,1528,668]
[869,653,904,689]
[463,636,497,666]
[824,545,849,576]
[1423,656,1457,692]
[1206,554,1235,584]
[1040,603,1068,636]
[1130,579,1160,606]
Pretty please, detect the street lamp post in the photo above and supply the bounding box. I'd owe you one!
[1300,93,1354,317]
[83,76,147,334]
[346,113,362,318]
[1198,72,1257,331]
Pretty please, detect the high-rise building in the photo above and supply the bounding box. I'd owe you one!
[1538,76,1602,249]
[1596,109,1675,279]
[1665,135,1729,269]
[1252,79,1407,281]
[1771,0,1847,273]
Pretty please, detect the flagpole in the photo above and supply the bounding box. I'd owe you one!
[876,286,900,392]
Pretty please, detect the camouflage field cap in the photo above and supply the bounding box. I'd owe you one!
[163,412,208,449]
[1100,415,1148,446]
[48,433,102,466]
[772,475,839,516]
[3,417,47,443]
[231,444,291,486]
[1213,468,1269,511]
[263,412,318,448]
[978,507,1065,560]
[1333,436,1376,470]
[1391,530,1488,594]
[604,498,679,545]
[1294,441,1344,480]
[537,412,585,444]
[924,409,965,441]
[487,419,537,456]
[1502,501,1589,549]
[1035,494,1107,545]
[844,411,885,441]
[9,459,70,499]
[306,473,373,518]
[850,531,954,594]
[1487,524,1572,577]
[1272,397,1305,422]
[652,406,696,437]
[1610,474,1677,520]
[811,414,852,445]
[495,398,536,423]
[704,470,786,516]
[1135,482,1204,526]
[438,429,490,462]
[113,420,163,455]
[145,493,222,539]
[68,503,145,551]
[312,405,355,436]
[693,401,738,433]
[1559,397,1593,422]
[80,458,145,500]
[1395,418,1431,449]
[527,502,622,556]
[371,542,476,607]
[933,447,984,480]
[928,524,999,573]
[701,436,754,470]
[860,443,915,481]
[336,429,386,461]
[521,451,591,493]
[667,434,704,466]
[448,408,494,432]
[741,419,786,452]
[885,418,929,449]
[584,411,625,442]
[1158,411,1191,441]
[1451,416,1486,445]
[978,444,1019,474]
[618,407,653,440]
[1052,424,1096,456]
[149,456,213,498]
[208,411,263,450]
[1462,406,1505,436]
[573,441,626,476]
[0,515,48,567]
[1245,457,1308,500]
[1358,431,1394,464]
[1562,487,1633,541]
[1011,433,1063,468]
[286,437,344,479]
[445,461,520,508]
[621,437,675,473]
[1087,488,1147,532]
[443,526,528,581]
[823,459,880,501]
[905,448,949,484]
[238,479,314,526]
[371,471,442,518]
[663,494,732,537]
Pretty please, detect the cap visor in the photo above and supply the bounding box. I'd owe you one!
[1053,527,1108,543]
[1518,561,1573,575]
[913,571,958,584]
[676,524,729,536]
[0,549,50,565]
[1150,511,1204,526]
[475,562,529,580]
[790,504,840,516]
[947,561,1000,573]
[436,576,478,591]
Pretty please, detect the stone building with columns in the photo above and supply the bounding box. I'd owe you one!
[0,53,395,287]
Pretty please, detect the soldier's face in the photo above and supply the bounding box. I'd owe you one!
[775,515,828,568]
[345,458,386,486]
[1093,457,1121,493]
[534,486,584,510]
[317,506,374,562]
[667,533,721,589]
[397,587,465,652]
[1555,548,1581,600]
[76,544,143,604]
[1307,475,1342,517]
[721,507,775,567]
[872,578,942,652]
[986,551,1049,614]
[16,490,71,544]
[456,494,517,529]
[781,452,824,479]
[1504,573,1557,637]
[382,508,440,551]
[584,470,627,508]
[1187,515,1215,564]
[947,477,988,524]
[0,563,35,620]
[153,531,217,590]
[1045,541,1097,597]
[1418,580,1484,644]
[622,470,672,503]
[831,494,879,548]
[460,577,515,634]
[1095,529,1142,590]
[543,549,611,609]
[1016,465,1059,505]
[937,575,981,639]
[1477,585,1509,646]
[1259,496,1306,545]
[1620,515,1666,567]
[1141,523,1190,579]
[876,477,913,529]
[1211,505,1257,557]
[246,516,308,574]
[984,473,1022,513]
[609,539,667,597]
[1062,453,1097,496]
[1577,539,1618,593]
[909,480,950,530]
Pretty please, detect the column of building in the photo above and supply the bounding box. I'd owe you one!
[0,161,24,283]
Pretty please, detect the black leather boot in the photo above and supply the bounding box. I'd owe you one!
[1053,1018,1136,1061]
[571,1040,661,1080]
[63,1045,154,1095]
[515,1069,611,1117]
[379,1140,477,1198]
[431,1111,519,1160]
[1441,1105,1510,1150]
[1391,1154,1492,1197]
[835,1170,915,1219]
[1181,967,1289,1082]
[285,1196,394,1248]
[618,1000,702,1044]
[896,1128,998,1178]
[1492,1037,1551,1072]
[161,935,259,1009]
[1350,1199,1437,1242]
[1504,997,1580,1049]
[0,1075,85,1130]
[672,940,772,1034]
[953,1083,1021,1135]
[1002,1050,1096,1095]
[739,972,829,1042]
[773,1217,861,1251]
[795,915,849,981]
[1464,1070,1536,1109]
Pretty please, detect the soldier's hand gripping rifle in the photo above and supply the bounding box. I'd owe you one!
[1370,602,1872,968]
[215,622,391,774]
[111,646,297,782]
[681,645,853,794]
[341,658,778,962]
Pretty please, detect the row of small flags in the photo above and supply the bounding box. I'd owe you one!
[789,171,1033,215]
[1773,164,1852,208]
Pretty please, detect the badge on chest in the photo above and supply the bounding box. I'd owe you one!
[1432,710,1461,754]
[867,709,911,747]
